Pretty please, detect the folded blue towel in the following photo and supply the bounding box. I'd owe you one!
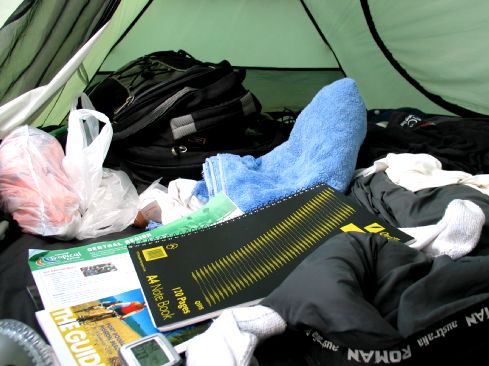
[193,78,367,212]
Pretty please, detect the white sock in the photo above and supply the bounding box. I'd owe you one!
[231,304,287,339]
[185,305,286,366]
[401,199,485,259]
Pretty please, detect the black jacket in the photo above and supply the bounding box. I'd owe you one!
[260,232,489,365]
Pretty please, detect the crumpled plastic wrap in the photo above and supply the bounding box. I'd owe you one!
[0,126,81,238]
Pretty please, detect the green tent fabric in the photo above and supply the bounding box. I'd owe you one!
[0,0,488,138]
[0,0,119,106]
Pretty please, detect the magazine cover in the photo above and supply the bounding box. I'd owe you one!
[36,288,211,366]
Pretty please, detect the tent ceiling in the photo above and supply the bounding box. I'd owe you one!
[1,0,489,134]
[367,0,489,116]
[0,0,23,27]
[101,0,339,71]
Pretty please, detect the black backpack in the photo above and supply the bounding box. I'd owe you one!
[88,50,290,189]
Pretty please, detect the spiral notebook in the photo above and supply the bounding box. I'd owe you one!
[127,184,413,331]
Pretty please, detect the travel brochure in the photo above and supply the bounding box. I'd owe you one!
[29,192,241,362]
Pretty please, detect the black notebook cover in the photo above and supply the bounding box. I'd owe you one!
[128,184,413,331]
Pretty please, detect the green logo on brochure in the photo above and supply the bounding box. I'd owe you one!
[35,252,83,266]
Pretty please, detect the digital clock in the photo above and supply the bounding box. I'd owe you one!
[119,333,182,366]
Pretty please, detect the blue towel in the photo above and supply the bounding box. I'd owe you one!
[193,78,367,212]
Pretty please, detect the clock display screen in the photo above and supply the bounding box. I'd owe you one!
[132,339,170,366]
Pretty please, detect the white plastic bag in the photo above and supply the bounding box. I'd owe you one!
[63,94,139,239]
[77,168,139,239]
[63,94,113,213]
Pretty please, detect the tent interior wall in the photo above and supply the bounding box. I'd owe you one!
[2,0,489,137]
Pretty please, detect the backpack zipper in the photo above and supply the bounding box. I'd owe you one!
[113,96,134,116]
[114,66,210,120]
